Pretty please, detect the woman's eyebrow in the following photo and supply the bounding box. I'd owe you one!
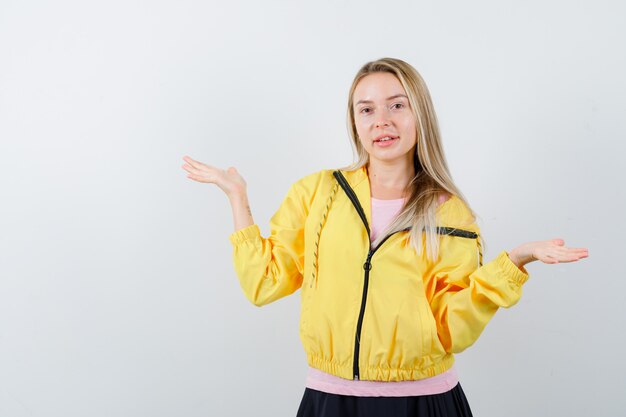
[355,94,408,105]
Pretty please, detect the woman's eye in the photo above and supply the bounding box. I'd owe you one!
[359,108,371,114]
[392,103,405,110]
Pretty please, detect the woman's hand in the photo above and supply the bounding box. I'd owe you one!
[508,239,589,269]
[182,155,254,231]
[182,156,247,198]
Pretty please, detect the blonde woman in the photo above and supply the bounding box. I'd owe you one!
[182,58,588,417]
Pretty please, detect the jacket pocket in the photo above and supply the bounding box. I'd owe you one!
[420,295,446,355]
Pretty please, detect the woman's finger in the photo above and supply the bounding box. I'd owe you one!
[183,155,200,164]
[553,247,588,257]
[183,156,213,171]
[541,256,559,264]
[185,164,220,183]
[183,160,223,180]
[542,247,588,263]
[182,164,203,175]
[182,156,198,167]
[569,247,589,253]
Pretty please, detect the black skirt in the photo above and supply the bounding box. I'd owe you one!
[295,383,473,417]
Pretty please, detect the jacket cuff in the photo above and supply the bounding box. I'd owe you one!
[229,224,261,246]
[498,250,529,287]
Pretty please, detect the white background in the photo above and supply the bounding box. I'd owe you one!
[1,0,624,416]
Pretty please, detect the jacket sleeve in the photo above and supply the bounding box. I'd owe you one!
[423,228,530,354]
[228,180,309,307]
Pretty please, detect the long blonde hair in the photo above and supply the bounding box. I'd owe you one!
[340,57,476,260]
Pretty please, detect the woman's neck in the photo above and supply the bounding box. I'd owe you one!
[366,161,415,200]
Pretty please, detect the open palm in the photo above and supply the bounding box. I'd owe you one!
[182,156,247,197]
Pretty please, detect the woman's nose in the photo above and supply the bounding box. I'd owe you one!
[375,116,390,128]
[373,105,392,127]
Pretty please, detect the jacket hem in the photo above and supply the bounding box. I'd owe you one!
[306,353,456,382]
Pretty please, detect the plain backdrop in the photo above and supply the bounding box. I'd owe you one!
[1,0,625,416]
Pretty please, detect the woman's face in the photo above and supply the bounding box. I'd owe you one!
[352,72,417,166]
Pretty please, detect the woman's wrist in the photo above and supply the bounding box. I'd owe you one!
[508,246,534,269]
[228,191,254,232]
[226,185,248,201]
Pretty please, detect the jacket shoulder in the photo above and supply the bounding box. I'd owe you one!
[285,169,337,211]
[436,195,479,233]
[291,168,336,194]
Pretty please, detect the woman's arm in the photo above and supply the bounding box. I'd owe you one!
[182,155,308,306]
[425,234,588,354]
[425,236,528,354]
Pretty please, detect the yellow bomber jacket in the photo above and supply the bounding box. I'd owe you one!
[228,166,529,382]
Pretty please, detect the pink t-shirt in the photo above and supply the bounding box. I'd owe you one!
[305,196,459,397]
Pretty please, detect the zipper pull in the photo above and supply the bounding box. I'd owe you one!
[363,250,373,271]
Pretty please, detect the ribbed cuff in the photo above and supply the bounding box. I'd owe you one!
[498,250,529,287]
[228,224,261,245]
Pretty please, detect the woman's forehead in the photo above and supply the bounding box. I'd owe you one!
[353,73,407,103]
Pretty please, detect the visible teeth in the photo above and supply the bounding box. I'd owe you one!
[378,137,395,142]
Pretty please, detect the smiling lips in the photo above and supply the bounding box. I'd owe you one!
[374,134,399,143]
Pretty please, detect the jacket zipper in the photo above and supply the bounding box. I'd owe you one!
[352,230,405,380]
[332,170,478,381]
[333,171,408,380]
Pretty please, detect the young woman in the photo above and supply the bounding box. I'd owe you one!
[181,58,588,417]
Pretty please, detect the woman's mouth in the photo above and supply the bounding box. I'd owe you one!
[374,136,399,147]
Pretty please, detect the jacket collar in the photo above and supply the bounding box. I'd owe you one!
[335,165,476,232]
[336,165,372,228]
